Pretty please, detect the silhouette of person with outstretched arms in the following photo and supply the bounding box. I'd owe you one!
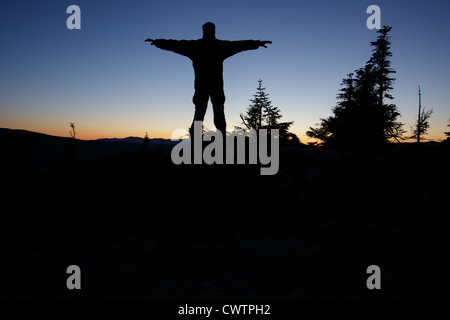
[146,22,271,135]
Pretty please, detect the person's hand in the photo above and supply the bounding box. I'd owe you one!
[145,38,155,45]
[260,40,272,48]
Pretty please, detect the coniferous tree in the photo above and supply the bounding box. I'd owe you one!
[369,26,396,107]
[367,26,405,145]
[445,118,450,142]
[239,79,298,144]
[307,26,404,151]
[141,131,150,151]
[306,118,333,146]
[264,103,282,132]
[240,79,268,131]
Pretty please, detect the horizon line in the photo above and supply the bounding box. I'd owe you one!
[1,127,447,145]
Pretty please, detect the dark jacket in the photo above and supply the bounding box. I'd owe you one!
[152,39,262,89]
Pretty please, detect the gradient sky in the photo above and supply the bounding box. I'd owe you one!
[1,0,449,141]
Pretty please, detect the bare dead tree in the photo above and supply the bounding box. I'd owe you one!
[68,122,77,163]
[410,86,433,143]
[69,122,76,140]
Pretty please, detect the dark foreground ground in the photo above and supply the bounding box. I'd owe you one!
[1,142,449,299]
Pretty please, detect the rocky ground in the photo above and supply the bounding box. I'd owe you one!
[1,145,449,299]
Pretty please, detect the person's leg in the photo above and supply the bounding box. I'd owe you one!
[210,89,226,135]
[191,89,209,134]
[190,89,209,163]
[210,89,227,163]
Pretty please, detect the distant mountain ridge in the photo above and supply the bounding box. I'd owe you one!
[0,128,176,180]
[94,137,176,145]
[0,128,175,145]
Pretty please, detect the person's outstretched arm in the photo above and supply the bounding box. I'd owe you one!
[224,40,272,58]
[145,38,194,57]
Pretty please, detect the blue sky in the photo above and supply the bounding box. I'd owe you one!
[1,0,449,141]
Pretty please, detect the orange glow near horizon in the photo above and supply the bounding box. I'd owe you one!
[0,122,175,140]
[1,121,447,143]
[1,107,447,142]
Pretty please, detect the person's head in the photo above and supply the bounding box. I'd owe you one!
[202,22,216,40]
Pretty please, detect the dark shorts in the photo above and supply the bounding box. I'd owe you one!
[193,88,225,106]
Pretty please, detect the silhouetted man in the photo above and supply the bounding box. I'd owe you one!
[146,22,271,135]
